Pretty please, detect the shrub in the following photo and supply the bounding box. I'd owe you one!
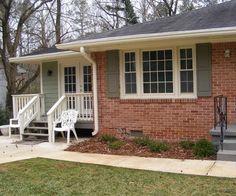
[180,141,195,150]
[148,141,169,152]
[109,141,124,150]
[134,137,152,147]
[193,139,216,158]
[134,137,169,152]
[99,134,118,143]
[0,107,10,126]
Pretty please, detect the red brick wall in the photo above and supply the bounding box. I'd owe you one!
[92,42,236,141]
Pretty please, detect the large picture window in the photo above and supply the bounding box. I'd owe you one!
[142,50,173,93]
[180,48,194,93]
[124,52,137,94]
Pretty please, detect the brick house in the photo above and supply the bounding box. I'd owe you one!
[9,0,236,149]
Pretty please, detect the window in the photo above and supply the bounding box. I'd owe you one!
[124,52,137,94]
[83,65,92,92]
[64,66,76,93]
[180,48,194,93]
[142,50,173,93]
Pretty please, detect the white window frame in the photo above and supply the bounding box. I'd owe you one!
[177,46,197,99]
[120,46,197,99]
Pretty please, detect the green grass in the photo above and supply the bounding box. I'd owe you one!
[0,158,236,195]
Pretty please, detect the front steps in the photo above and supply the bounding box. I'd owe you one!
[23,120,49,141]
[210,124,236,161]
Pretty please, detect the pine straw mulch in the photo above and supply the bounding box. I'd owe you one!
[66,137,216,160]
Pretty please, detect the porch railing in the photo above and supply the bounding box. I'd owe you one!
[47,93,93,142]
[12,94,45,118]
[10,95,40,140]
[214,95,227,150]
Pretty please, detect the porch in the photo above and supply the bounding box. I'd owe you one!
[10,92,94,142]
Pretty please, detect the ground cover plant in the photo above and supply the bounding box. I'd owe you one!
[67,134,216,160]
[0,158,235,195]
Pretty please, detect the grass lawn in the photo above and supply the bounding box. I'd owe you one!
[0,158,235,195]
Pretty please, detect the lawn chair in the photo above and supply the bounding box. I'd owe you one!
[52,110,79,144]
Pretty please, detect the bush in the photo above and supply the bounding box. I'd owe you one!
[109,141,124,150]
[0,107,10,126]
[134,137,169,152]
[193,139,216,158]
[148,141,169,152]
[100,134,118,143]
[134,137,152,147]
[180,141,195,150]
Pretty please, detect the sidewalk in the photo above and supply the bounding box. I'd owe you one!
[0,136,236,178]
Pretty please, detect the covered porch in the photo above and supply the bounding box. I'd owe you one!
[9,48,99,143]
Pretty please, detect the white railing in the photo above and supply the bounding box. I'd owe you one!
[10,95,40,140]
[47,93,93,142]
[65,93,93,121]
[47,96,67,142]
[12,94,45,118]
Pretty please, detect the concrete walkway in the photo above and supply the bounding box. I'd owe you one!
[0,136,236,178]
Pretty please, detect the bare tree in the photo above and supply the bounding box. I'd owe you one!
[0,0,52,109]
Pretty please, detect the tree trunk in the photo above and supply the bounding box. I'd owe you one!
[56,0,61,44]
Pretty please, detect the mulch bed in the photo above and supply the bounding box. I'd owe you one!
[66,137,216,160]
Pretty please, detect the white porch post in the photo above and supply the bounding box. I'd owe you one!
[80,47,99,135]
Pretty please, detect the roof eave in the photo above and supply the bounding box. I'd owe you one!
[9,51,81,64]
[56,27,236,50]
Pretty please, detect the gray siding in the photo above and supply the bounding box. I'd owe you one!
[196,43,212,97]
[106,50,120,98]
[42,61,58,112]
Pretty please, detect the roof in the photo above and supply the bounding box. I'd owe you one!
[24,46,67,56]
[67,0,236,41]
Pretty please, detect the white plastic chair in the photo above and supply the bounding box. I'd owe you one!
[52,110,79,144]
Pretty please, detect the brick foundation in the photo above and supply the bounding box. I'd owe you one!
[92,42,236,141]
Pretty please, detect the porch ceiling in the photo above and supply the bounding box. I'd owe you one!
[9,51,82,64]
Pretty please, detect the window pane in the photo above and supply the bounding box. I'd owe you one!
[165,50,172,59]
[150,51,157,60]
[187,49,192,58]
[158,72,165,82]
[181,82,187,93]
[187,71,193,81]
[181,71,187,81]
[166,72,173,81]
[125,63,130,72]
[187,60,193,69]
[124,52,137,94]
[151,83,157,93]
[125,53,129,61]
[144,83,150,93]
[143,52,149,61]
[158,51,164,60]
[151,62,157,71]
[159,83,165,93]
[158,61,164,71]
[180,49,186,58]
[151,72,157,82]
[166,60,172,70]
[130,52,135,61]
[143,73,150,82]
[188,82,193,92]
[143,62,150,71]
[181,60,186,69]
[125,73,131,83]
[166,83,173,93]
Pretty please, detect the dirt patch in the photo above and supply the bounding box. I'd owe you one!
[66,137,216,160]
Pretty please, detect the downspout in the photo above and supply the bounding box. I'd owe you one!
[80,47,99,136]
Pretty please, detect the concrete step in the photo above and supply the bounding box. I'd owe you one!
[22,133,49,137]
[217,150,236,161]
[26,126,48,130]
[222,140,236,150]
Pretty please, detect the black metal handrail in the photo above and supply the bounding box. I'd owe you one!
[214,95,227,150]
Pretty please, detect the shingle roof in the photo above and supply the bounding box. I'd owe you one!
[24,46,67,56]
[77,0,236,41]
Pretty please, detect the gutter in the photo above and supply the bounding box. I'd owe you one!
[56,27,236,49]
[80,47,99,136]
[9,51,81,63]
